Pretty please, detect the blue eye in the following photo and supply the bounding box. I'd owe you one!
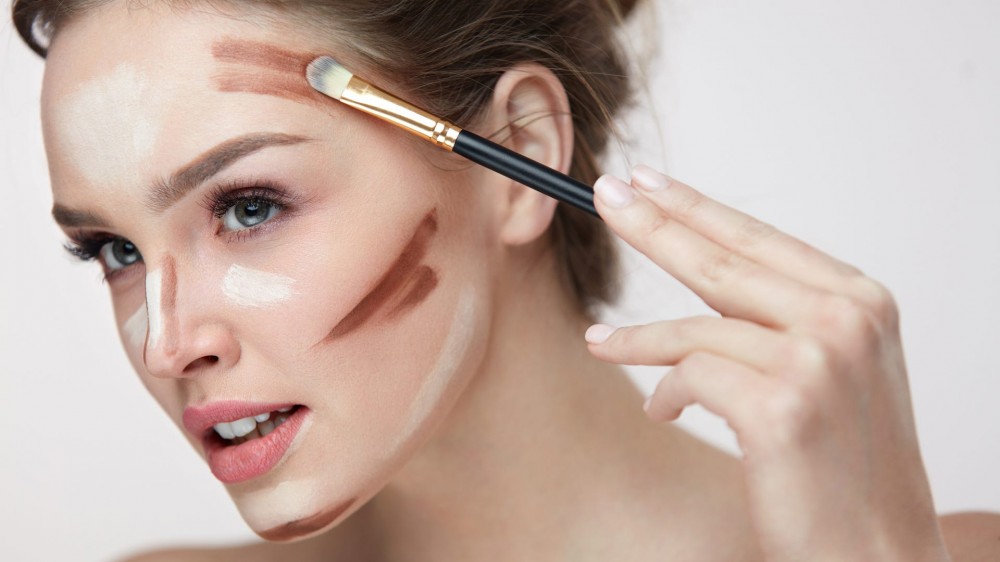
[222,198,282,231]
[100,238,143,271]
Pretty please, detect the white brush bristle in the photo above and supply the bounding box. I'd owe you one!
[306,56,353,100]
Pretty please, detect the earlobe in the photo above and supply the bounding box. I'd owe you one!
[483,63,574,247]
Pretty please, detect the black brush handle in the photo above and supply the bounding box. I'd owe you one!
[452,130,600,219]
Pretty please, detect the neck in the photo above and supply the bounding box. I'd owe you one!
[324,246,741,560]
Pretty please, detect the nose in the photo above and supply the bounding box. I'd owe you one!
[142,255,240,378]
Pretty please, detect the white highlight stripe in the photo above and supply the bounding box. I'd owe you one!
[393,286,477,450]
[222,264,296,308]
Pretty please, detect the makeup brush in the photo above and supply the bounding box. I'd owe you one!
[306,56,599,219]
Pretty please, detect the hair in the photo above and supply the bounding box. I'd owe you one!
[14,0,641,320]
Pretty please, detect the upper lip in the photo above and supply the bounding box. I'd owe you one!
[183,401,298,437]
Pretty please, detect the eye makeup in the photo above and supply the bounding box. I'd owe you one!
[320,208,440,343]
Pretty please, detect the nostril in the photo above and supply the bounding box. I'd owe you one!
[183,355,220,374]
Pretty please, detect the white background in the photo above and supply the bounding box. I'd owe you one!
[2,0,998,560]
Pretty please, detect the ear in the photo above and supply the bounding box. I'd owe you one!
[478,63,574,246]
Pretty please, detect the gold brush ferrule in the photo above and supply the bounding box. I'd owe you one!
[340,76,461,151]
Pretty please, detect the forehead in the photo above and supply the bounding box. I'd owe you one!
[40,3,340,198]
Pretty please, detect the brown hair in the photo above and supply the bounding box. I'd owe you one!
[13,0,640,320]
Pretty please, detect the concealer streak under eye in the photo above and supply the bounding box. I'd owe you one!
[211,38,332,109]
[321,208,440,343]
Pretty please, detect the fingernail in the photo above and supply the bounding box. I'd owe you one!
[594,175,635,209]
[631,164,671,192]
[585,323,617,344]
[642,396,653,412]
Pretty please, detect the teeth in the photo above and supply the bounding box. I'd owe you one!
[212,407,296,441]
[213,422,236,440]
[230,416,258,438]
[258,420,276,437]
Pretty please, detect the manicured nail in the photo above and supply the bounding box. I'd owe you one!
[631,164,671,192]
[642,396,653,412]
[594,175,635,209]
[585,323,617,344]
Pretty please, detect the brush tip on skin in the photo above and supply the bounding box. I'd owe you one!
[306,56,352,100]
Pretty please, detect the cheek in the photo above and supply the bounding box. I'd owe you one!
[221,264,296,308]
[123,302,148,351]
[385,284,479,451]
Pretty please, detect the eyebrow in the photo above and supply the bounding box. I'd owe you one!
[51,207,112,228]
[52,132,311,228]
[148,132,311,213]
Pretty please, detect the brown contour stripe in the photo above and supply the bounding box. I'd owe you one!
[211,39,338,111]
[387,264,439,319]
[161,256,179,356]
[212,38,317,74]
[257,498,356,542]
[323,209,439,342]
[214,72,333,109]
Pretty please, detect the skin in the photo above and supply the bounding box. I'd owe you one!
[36,2,1000,561]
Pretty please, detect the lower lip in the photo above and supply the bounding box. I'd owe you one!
[203,407,310,484]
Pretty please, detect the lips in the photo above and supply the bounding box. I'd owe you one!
[183,401,310,484]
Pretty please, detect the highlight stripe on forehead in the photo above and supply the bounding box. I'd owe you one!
[322,208,440,342]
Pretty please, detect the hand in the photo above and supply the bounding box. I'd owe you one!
[584,166,951,561]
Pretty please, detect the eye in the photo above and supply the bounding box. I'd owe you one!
[99,238,143,271]
[221,197,282,231]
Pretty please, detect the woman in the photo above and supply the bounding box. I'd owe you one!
[10,0,1000,559]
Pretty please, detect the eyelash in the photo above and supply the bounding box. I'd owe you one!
[64,179,296,282]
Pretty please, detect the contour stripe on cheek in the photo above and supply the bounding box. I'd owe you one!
[323,209,439,341]
[222,264,296,308]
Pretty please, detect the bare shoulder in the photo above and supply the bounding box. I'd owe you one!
[939,511,1000,562]
[118,539,322,562]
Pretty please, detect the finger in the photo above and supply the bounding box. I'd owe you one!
[594,174,827,328]
[647,351,773,424]
[629,165,863,292]
[586,315,794,375]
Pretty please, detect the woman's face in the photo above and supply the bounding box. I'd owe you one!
[40,4,497,540]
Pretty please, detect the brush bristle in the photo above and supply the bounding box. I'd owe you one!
[306,56,353,100]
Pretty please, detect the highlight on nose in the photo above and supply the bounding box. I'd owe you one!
[142,255,180,373]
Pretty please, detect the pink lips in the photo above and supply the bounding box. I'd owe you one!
[183,401,309,484]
